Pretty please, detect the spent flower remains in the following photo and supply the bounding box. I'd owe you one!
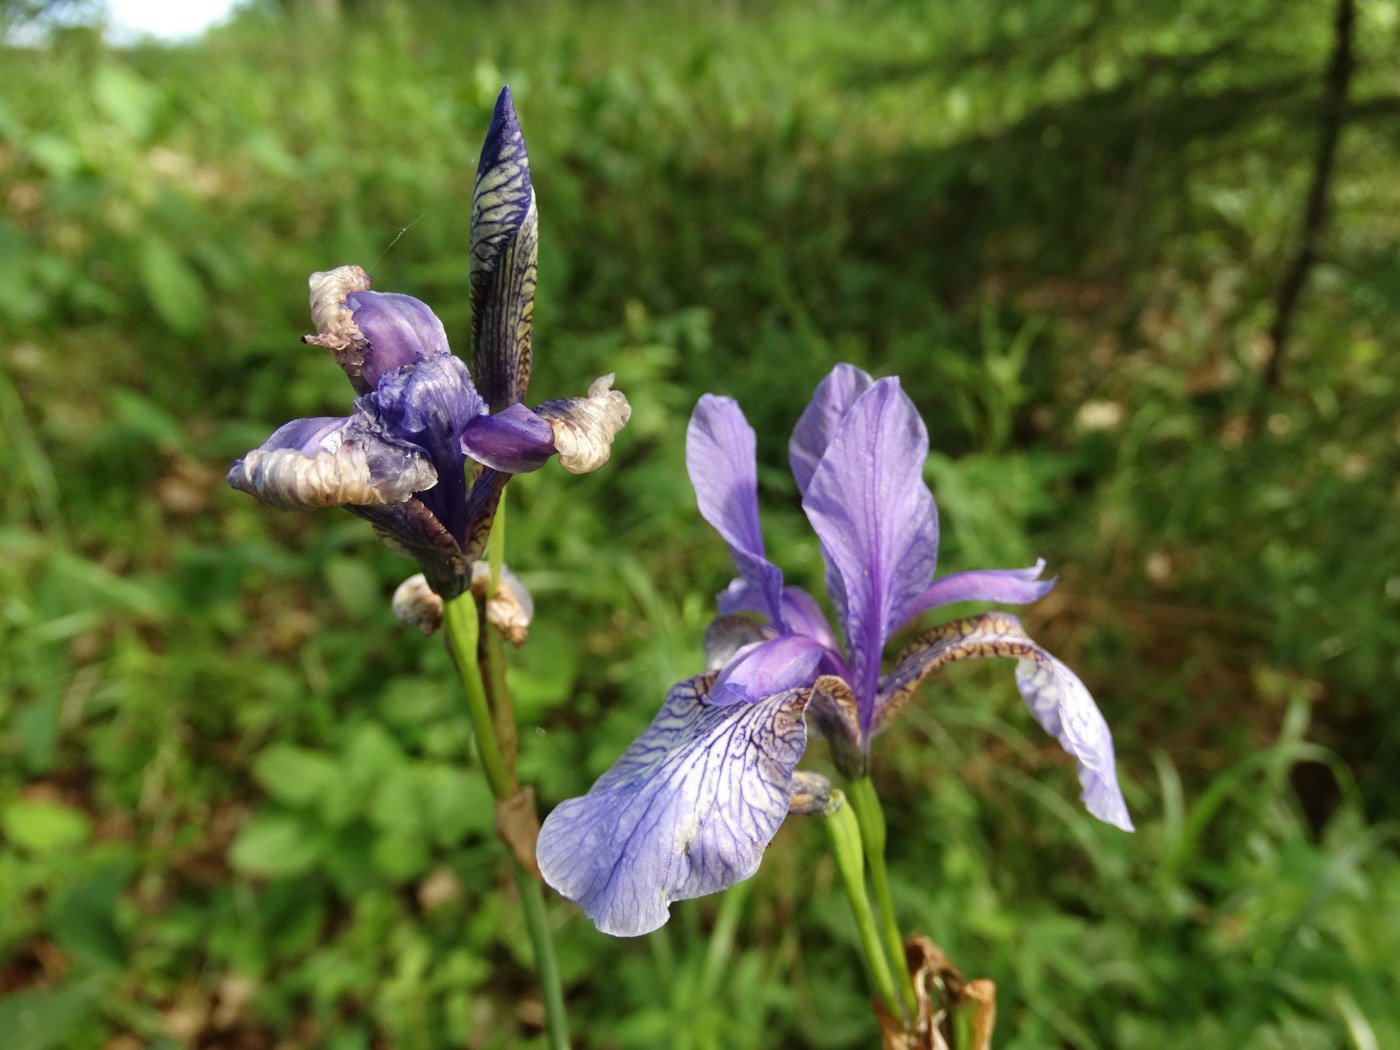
[228,88,630,610]
[539,364,1132,937]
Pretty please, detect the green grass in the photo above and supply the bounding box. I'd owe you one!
[1,0,1397,1047]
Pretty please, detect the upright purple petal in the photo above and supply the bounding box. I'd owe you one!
[687,395,786,627]
[907,560,1056,615]
[709,634,826,707]
[876,611,1132,831]
[789,363,875,497]
[537,676,809,937]
[801,378,938,720]
[344,291,451,390]
[470,86,538,410]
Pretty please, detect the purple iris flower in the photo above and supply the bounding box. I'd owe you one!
[228,88,629,600]
[538,364,1131,937]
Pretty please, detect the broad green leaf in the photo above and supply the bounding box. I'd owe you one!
[138,235,208,335]
[2,799,92,853]
[252,745,340,808]
[229,813,321,876]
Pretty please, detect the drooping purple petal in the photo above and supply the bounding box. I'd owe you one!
[227,411,436,510]
[470,86,538,411]
[1015,655,1133,831]
[537,675,810,937]
[709,634,825,707]
[875,611,1132,831]
[350,498,470,599]
[534,374,632,474]
[687,395,786,627]
[461,402,556,473]
[344,290,451,390]
[801,378,938,720]
[907,560,1056,616]
[789,363,875,497]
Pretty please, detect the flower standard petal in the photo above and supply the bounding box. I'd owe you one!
[709,634,826,706]
[801,378,938,721]
[537,675,810,937]
[789,363,875,497]
[876,611,1133,831]
[687,394,786,626]
[470,86,538,411]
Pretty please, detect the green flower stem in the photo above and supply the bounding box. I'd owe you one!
[442,590,570,1050]
[486,488,507,596]
[442,593,512,798]
[823,790,900,1016]
[846,775,917,1016]
[512,857,569,1050]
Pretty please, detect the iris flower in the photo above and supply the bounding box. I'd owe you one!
[228,88,629,600]
[538,364,1131,937]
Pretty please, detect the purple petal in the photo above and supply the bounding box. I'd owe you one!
[801,378,938,718]
[351,498,469,599]
[710,634,826,707]
[1016,655,1133,831]
[907,560,1055,616]
[876,611,1132,831]
[461,402,556,473]
[714,581,837,648]
[345,291,451,390]
[537,676,809,937]
[227,411,436,510]
[470,86,538,410]
[789,363,874,497]
[778,587,840,651]
[373,355,485,546]
[703,615,773,672]
[687,395,786,627]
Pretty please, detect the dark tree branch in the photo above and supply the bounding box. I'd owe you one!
[1261,0,1356,392]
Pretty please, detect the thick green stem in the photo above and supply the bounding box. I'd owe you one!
[846,775,917,1016]
[823,790,900,1015]
[442,591,569,1050]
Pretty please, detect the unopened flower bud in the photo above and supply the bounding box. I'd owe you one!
[393,573,444,635]
[470,561,534,645]
[788,770,834,815]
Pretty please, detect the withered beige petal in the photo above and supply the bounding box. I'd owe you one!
[536,374,632,474]
[304,265,373,391]
[392,573,444,636]
[230,439,436,511]
[470,561,534,645]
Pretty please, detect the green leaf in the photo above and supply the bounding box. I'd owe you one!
[0,979,103,1050]
[2,799,92,853]
[323,556,381,619]
[138,235,208,335]
[229,813,322,877]
[252,745,340,808]
[47,859,133,968]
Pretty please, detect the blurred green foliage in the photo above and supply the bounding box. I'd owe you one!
[0,0,1397,1047]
